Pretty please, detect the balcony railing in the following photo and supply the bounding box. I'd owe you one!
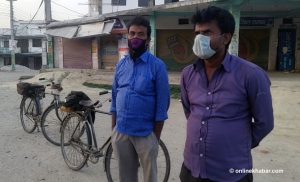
[0,47,21,54]
[0,47,10,54]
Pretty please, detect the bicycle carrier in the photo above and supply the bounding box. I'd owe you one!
[17,82,45,97]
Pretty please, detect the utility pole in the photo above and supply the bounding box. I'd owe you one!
[86,0,102,16]
[8,0,17,71]
[44,0,52,23]
[44,0,53,68]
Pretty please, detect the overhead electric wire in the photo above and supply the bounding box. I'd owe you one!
[1,0,44,35]
[52,0,85,16]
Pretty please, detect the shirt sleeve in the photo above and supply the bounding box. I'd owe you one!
[247,68,274,148]
[155,63,170,122]
[180,69,191,119]
[110,68,118,114]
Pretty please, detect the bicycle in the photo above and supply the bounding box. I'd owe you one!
[60,91,171,182]
[18,78,66,145]
[40,79,66,146]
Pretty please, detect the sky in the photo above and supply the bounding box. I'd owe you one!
[0,0,167,28]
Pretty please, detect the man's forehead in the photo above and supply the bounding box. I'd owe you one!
[194,21,218,30]
[128,25,147,32]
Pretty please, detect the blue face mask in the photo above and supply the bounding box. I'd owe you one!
[192,34,216,60]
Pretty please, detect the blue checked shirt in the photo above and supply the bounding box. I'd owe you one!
[110,51,170,137]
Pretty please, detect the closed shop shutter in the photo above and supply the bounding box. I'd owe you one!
[63,38,92,69]
[239,29,270,70]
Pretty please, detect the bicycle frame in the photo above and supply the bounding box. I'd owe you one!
[68,107,112,159]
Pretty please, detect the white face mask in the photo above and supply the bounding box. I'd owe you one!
[192,34,216,60]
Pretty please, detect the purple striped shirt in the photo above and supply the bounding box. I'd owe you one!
[180,53,274,182]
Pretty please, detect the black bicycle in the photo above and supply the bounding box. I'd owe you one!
[60,91,171,182]
[18,78,65,143]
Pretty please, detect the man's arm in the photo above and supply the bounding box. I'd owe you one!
[247,69,274,148]
[154,63,170,140]
[154,122,164,141]
[111,113,116,130]
[110,68,118,130]
[180,71,190,119]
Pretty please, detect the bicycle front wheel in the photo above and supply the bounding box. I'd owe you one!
[61,112,92,171]
[41,102,66,146]
[20,96,38,133]
[104,140,171,182]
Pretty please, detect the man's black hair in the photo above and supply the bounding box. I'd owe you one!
[191,6,235,36]
[127,16,151,38]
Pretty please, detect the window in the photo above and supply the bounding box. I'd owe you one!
[165,0,179,3]
[138,0,148,7]
[32,39,42,47]
[111,0,126,6]
[4,40,9,48]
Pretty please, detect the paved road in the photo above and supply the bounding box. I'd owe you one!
[0,70,299,182]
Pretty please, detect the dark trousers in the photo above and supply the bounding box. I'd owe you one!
[180,163,253,182]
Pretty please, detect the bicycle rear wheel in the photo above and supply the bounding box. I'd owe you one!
[60,112,92,171]
[104,140,171,182]
[20,96,38,133]
[41,102,66,146]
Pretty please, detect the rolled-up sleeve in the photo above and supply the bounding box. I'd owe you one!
[247,68,274,148]
[155,64,170,122]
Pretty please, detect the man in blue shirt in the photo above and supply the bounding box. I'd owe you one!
[180,6,274,182]
[110,16,170,182]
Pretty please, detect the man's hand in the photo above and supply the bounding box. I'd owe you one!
[112,113,116,130]
[154,122,164,141]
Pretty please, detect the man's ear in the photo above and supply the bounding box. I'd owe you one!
[223,33,232,46]
[146,38,151,47]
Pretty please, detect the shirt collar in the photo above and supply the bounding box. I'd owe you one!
[128,51,149,63]
[139,51,149,63]
[193,52,232,72]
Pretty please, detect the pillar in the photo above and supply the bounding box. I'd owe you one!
[150,12,157,55]
[229,6,240,56]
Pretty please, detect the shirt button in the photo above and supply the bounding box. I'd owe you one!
[200,154,203,157]
[206,106,210,110]
[202,121,205,125]
[208,92,212,95]
[200,138,203,141]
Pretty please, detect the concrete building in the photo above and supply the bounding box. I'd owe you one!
[46,0,300,72]
[0,20,47,70]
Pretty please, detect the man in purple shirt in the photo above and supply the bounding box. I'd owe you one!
[180,6,274,182]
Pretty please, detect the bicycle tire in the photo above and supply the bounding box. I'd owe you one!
[20,96,38,133]
[104,139,171,182]
[41,102,65,146]
[61,112,92,171]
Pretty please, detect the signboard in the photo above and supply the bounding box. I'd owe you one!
[113,18,124,29]
[240,17,274,27]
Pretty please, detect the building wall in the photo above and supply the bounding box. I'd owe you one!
[156,29,196,71]
[156,15,193,30]
[54,37,63,68]
[92,38,99,69]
